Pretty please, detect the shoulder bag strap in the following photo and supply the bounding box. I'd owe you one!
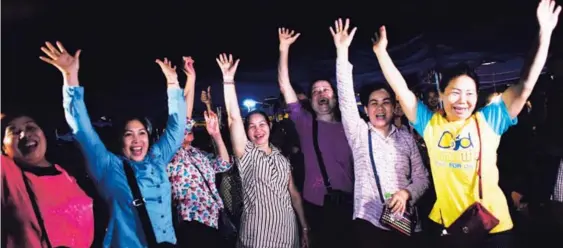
[122,161,158,247]
[439,116,484,228]
[312,119,332,191]
[21,170,53,248]
[368,130,386,203]
[474,116,483,200]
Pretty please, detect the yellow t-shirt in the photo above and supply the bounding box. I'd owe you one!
[411,99,517,233]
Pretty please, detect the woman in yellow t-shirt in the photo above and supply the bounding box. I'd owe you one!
[371,1,560,247]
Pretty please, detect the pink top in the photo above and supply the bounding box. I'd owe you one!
[1,155,94,248]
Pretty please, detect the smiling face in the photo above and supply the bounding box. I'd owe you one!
[2,116,48,166]
[441,75,478,122]
[121,119,149,162]
[310,80,337,115]
[246,112,271,146]
[364,89,395,129]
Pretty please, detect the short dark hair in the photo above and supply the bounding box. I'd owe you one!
[114,116,155,154]
[439,63,480,93]
[359,82,396,106]
[244,110,271,130]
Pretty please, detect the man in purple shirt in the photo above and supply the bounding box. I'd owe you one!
[277,27,355,248]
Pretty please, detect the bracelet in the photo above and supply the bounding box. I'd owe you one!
[223,81,235,85]
[302,227,310,231]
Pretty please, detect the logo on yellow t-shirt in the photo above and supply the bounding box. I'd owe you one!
[434,131,477,169]
[437,131,474,151]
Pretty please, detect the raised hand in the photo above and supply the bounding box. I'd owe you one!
[201,86,212,105]
[204,110,220,137]
[372,26,388,54]
[278,27,301,51]
[182,56,196,79]
[155,58,179,86]
[537,0,561,33]
[216,53,240,81]
[39,41,81,85]
[329,18,357,49]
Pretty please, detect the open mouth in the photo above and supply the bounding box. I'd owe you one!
[130,146,143,156]
[453,106,468,115]
[375,113,386,120]
[318,98,329,105]
[254,133,265,140]
[19,140,38,154]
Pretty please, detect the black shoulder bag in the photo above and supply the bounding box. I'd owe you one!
[122,161,159,247]
[312,120,353,208]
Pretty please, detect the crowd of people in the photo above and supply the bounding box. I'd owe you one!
[2,0,562,247]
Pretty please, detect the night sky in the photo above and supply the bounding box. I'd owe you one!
[2,0,559,129]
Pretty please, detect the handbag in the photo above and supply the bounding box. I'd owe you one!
[192,164,237,239]
[367,129,417,236]
[312,119,353,208]
[443,116,499,237]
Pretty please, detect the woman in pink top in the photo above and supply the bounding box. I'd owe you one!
[1,114,94,248]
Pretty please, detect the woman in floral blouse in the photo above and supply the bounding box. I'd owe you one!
[167,57,232,248]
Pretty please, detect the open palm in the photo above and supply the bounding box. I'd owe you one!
[537,0,561,32]
[155,57,179,84]
[204,110,220,137]
[278,28,301,50]
[216,53,240,80]
[329,18,357,49]
[39,41,81,75]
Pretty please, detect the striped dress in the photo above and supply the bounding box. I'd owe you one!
[236,141,298,248]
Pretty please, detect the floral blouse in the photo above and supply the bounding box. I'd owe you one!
[167,119,232,229]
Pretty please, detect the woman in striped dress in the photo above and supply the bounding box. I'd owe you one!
[216,53,310,248]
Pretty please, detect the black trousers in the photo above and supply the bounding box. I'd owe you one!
[175,220,224,248]
[354,218,418,248]
[304,201,355,248]
[425,220,514,248]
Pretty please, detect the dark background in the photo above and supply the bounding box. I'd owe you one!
[2,0,561,129]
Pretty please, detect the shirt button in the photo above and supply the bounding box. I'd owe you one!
[161,215,165,218]
[158,200,162,203]
[157,185,160,188]
[163,230,167,234]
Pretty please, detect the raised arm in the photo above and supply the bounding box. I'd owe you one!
[40,41,113,183]
[278,28,301,105]
[217,54,247,158]
[204,110,232,171]
[502,0,560,119]
[152,58,187,164]
[182,56,196,119]
[372,27,419,123]
[331,18,365,143]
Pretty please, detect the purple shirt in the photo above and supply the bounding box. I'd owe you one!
[287,102,354,206]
